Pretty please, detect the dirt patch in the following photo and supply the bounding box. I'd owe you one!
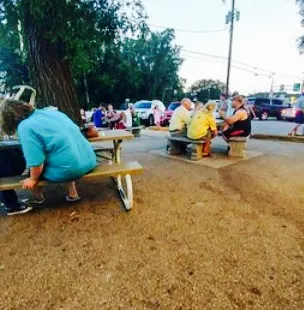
[0,148,303,309]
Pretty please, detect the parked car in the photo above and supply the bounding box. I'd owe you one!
[247,98,291,120]
[134,100,166,126]
[281,99,304,121]
[160,101,181,126]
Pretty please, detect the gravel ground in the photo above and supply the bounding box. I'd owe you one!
[0,134,303,310]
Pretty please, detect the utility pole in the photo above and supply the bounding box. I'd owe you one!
[225,0,239,97]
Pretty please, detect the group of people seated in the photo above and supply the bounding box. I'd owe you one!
[92,103,140,129]
[169,95,252,157]
[0,99,97,216]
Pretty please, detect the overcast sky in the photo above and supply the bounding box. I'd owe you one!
[142,0,304,95]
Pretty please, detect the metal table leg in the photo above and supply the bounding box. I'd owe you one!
[112,139,133,211]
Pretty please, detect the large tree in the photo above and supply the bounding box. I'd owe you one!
[82,27,184,107]
[0,0,143,123]
[297,0,304,51]
[189,79,226,102]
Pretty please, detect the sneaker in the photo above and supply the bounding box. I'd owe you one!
[6,205,33,216]
[66,196,81,203]
[19,197,45,205]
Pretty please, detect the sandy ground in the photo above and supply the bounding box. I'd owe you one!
[0,132,303,310]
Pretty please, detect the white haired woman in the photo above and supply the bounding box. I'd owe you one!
[187,101,218,157]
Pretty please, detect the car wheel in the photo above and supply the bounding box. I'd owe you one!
[148,115,154,126]
[276,115,282,121]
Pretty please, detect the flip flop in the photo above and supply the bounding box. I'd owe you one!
[66,196,81,202]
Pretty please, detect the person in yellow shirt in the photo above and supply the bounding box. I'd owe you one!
[187,101,218,157]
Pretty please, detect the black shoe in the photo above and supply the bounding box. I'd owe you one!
[6,205,33,216]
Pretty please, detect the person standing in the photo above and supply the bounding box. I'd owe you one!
[153,105,162,127]
[169,98,192,137]
[288,92,304,136]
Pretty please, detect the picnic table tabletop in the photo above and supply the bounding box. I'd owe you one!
[88,130,134,142]
[0,140,21,150]
[216,119,225,125]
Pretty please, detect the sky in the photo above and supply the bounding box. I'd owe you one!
[142,0,304,95]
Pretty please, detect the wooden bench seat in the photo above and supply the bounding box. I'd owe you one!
[228,137,248,157]
[167,136,206,161]
[0,161,143,211]
[92,144,116,163]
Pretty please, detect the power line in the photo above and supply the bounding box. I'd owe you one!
[181,53,283,78]
[148,23,228,34]
[181,48,300,80]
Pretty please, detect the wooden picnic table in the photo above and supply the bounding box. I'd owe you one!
[0,140,21,150]
[1,130,133,165]
[0,130,137,210]
[88,130,133,164]
[216,119,225,131]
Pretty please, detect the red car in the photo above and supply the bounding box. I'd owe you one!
[160,102,181,126]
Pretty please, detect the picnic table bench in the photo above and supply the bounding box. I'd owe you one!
[228,136,248,157]
[0,162,143,211]
[0,130,143,211]
[167,136,206,161]
[167,135,249,160]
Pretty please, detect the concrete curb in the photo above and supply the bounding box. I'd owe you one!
[251,134,304,143]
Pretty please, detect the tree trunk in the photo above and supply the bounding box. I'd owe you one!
[23,4,81,125]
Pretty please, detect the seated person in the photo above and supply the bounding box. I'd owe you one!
[0,148,32,215]
[1,99,97,205]
[187,101,218,157]
[114,112,127,129]
[106,104,121,129]
[80,108,87,124]
[129,104,140,127]
[219,95,251,142]
[93,104,107,128]
[169,98,192,137]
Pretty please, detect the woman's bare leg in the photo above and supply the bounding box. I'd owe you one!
[202,138,211,155]
[67,182,79,198]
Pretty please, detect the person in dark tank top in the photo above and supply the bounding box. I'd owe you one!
[219,95,251,142]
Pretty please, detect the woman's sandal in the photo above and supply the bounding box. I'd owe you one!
[66,196,81,202]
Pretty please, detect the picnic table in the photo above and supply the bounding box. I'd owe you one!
[0,140,21,150]
[0,130,141,211]
[216,119,225,131]
[88,130,133,164]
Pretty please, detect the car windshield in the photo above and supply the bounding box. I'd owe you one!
[135,101,152,109]
[168,102,180,111]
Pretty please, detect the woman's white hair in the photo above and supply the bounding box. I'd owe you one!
[203,101,217,114]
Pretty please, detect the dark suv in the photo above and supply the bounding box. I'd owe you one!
[247,98,291,120]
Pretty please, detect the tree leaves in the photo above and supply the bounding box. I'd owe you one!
[189,79,226,102]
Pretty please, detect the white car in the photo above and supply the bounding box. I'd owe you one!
[134,100,166,126]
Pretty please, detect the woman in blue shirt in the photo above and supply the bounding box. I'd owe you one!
[1,100,97,210]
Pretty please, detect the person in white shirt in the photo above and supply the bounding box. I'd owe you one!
[169,98,192,136]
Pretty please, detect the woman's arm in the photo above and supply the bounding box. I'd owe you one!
[22,164,44,190]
